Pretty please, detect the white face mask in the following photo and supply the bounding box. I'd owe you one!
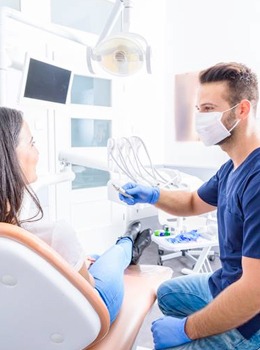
[195,104,239,146]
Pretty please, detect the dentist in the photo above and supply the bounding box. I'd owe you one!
[119,62,260,349]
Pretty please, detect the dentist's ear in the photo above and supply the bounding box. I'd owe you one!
[237,99,251,120]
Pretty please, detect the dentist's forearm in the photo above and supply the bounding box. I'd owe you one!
[155,189,215,217]
[185,277,260,339]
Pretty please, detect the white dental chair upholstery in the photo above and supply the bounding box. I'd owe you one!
[0,223,172,350]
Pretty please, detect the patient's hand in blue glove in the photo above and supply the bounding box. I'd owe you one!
[119,182,160,205]
[151,316,191,350]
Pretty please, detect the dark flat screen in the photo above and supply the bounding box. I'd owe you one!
[24,58,71,104]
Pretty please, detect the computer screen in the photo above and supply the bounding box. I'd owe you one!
[21,56,72,104]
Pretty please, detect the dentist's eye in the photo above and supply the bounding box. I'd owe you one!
[202,106,215,112]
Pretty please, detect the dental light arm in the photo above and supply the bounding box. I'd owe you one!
[87,0,151,76]
[96,0,125,46]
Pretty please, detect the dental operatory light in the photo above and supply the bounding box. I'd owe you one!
[87,0,151,77]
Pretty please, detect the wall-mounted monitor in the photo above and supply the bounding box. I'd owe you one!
[20,54,72,105]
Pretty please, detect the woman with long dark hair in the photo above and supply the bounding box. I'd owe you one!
[0,106,151,324]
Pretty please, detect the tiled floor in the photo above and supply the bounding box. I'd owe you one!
[132,217,221,350]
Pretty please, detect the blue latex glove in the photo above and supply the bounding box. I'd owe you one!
[119,182,160,205]
[151,316,191,350]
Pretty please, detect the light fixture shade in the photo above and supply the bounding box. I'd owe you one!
[92,33,150,76]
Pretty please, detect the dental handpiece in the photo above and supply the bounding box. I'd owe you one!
[111,183,134,199]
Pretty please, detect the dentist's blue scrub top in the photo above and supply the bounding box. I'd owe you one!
[198,148,260,339]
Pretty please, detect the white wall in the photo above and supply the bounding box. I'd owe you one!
[163,0,260,170]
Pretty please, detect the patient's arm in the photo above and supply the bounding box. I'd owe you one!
[79,261,95,287]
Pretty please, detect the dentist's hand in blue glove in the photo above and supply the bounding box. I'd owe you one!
[151,316,192,350]
[119,182,160,205]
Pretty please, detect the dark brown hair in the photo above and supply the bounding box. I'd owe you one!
[199,62,259,115]
[0,107,43,225]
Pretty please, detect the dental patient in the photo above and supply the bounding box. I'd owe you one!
[0,106,151,324]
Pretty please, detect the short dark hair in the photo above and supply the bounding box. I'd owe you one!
[0,107,43,225]
[199,62,259,114]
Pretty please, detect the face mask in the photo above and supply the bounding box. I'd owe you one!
[195,104,239,146]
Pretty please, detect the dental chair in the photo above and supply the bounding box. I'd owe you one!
[0,222,172,350]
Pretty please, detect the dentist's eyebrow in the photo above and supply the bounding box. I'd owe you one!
[200,103,218,108]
